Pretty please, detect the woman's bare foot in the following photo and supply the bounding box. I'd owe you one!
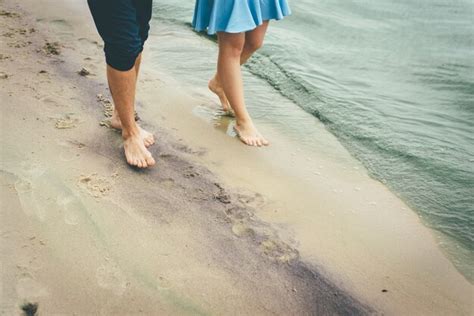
[123,132,156,168]
[234,120,269,147]
[208,76,234,116]
[110,110,155,148]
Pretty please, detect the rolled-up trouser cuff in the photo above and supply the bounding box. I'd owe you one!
[104,44,144,71]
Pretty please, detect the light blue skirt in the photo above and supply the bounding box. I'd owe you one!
[193,0,291,35]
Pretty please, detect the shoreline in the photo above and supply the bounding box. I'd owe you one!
[1,0,472,315]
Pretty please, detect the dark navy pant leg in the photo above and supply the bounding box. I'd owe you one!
[134,0,153,46]
[87,0,152,71]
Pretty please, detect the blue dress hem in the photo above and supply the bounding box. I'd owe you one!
[194,14,290,35]
[192,0,291,35]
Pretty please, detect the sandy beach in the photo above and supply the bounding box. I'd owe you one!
[0,0,472,315]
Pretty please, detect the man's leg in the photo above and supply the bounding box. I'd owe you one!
[109,0,154,148]
[88,0,155,168]
[134,52,142,76]
[109,54,141,130]
[107,64,155,168]
[109,53,155,148]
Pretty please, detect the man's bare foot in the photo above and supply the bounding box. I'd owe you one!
[208,76,234,116]
[110,110,122,129]
[234,121,269,147]
[110,110,155,148]
[123,132,156,168]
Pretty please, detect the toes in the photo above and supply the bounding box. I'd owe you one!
[124,135,156,168]
[242,137,252,146]
[126,154,139,168]
[148,139,154,147]
[245,138,258,147]
[237,131,266,148]
[145,133,154,141]
[145,155,156,167]
[129,154,154,169]
[260,137,268,146]
[139,128,155,147]
[148,136,155,145]
[257,133,269,146]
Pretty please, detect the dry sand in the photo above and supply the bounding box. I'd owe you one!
[0,0,472,315]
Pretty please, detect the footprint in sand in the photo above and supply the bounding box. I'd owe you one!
[55,113,80,129]
[226,205,255,222]
[78,173,113,198]
[56,139,83,162]
[56,194,82,225]
[38,171,89,225]
[160,178,175,188]
[156,276,172,290]
[238,192,266,210]
[14,177,33,194]
[14,178,46,221]
[14,166,89,225]
[231,222,255,238]
[260,238,298,264]
[96,261,127,296]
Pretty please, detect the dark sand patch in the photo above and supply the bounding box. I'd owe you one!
[0,9,19,17]
[20,302,38,316]
[42,41,61,56]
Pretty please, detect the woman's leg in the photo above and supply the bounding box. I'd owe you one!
[241,21,269,64]
[208,71,232,112]
[217,32,269,146]
[209,22,269,112]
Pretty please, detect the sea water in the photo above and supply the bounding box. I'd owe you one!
[146,0,474,281]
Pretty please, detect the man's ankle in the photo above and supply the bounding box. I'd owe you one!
[122,126,140,139]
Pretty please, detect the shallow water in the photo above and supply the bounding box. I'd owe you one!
[146,0,474,281]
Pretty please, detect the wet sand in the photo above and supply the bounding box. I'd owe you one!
[0,0,472,315]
